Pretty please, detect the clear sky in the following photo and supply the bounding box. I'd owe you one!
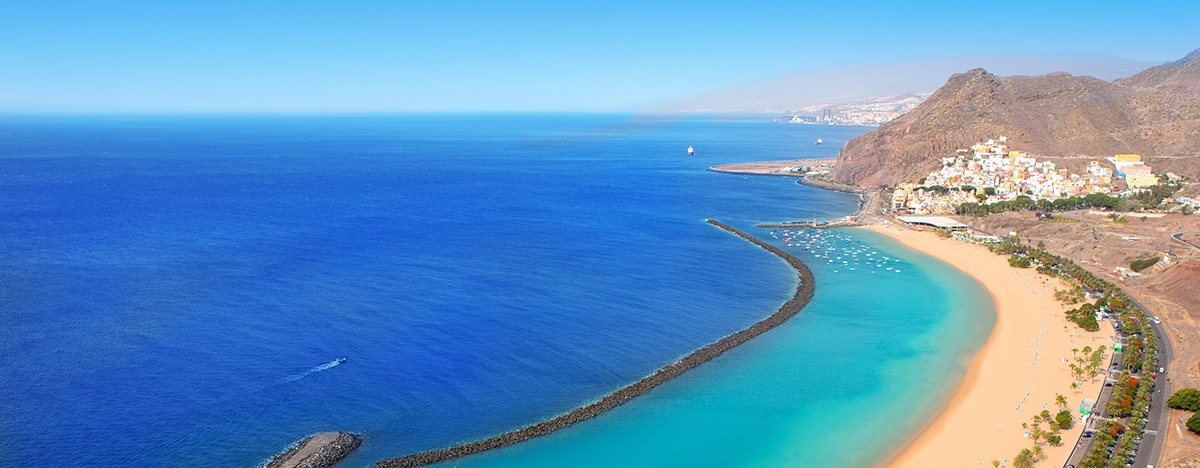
[2,1,1198,112]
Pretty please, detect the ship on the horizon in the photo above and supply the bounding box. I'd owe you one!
[688,145,694,155]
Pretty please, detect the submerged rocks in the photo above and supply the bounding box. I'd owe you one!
[376,219,815,467]
[267,431,362,468]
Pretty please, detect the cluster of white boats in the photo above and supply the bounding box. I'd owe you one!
[768,229,903,274]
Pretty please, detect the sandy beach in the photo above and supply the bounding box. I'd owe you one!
[861,224,1114,468]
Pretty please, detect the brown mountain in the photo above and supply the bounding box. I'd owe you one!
[831,49,1200,186]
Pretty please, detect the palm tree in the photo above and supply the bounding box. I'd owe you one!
[1032,445,1046,461]
[1071,347,1079,359]
[992,460,1000,468]
[1070,381,1080,391]
[1055,393,1068,410]
[1014,448,1034,468]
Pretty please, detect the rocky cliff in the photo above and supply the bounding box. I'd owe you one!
[832,49,1200,186]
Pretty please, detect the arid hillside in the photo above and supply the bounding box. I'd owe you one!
[832,49,1200,186]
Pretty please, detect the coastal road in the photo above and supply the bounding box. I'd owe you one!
[1065,345,1124,468]
[1125,292,1174,468]
[1171,232,1200,251]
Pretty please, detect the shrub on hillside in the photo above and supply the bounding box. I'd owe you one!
[1130,256,1160,272]
[1189,411,1200,434]
[1167,388,1200,411]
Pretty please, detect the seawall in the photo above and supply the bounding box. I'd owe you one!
[375,219,815,467]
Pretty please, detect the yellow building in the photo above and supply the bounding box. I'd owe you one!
[1114,154,1142,163]
[1127,175,1158,189]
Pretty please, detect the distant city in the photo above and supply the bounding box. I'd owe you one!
[775,93,930,126]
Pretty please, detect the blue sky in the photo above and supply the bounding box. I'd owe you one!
[2,1,1198,112]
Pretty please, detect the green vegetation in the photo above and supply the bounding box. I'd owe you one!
[957,192,1125,216]
[1054,410,1073,430]
[1129,256,1160,272]
[1042,214,1080,222]
[1013,448,1034,468]
[1128,179,1185,208]
[991,237,1160,467]
[1053,284,1083,304]
[1189,411,1200,434]
[1064,303,1100,332]
[1167,388,1200,411]
[1105,375,1140,417]
[1008,254,1032,268]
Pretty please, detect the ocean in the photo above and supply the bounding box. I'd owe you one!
[0,114,994,467]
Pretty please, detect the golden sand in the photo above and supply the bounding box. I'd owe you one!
[860,224,1114,468]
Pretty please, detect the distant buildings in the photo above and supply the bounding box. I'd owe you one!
[778,94,929,127]
[1106,154,1158,189]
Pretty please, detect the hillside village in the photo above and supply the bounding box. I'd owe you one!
[889,136,1194,215]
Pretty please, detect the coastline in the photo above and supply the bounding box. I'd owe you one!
[860,224,1112,467]
[376,219,816,467]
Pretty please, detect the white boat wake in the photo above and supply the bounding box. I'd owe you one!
[279,358,347,383]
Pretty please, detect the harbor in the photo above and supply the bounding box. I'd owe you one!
[755,216,860,229]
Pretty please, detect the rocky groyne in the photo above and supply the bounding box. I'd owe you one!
[376,219,815,467]
[267,431,362,468]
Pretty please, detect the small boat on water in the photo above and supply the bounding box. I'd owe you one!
[815,138,823,145]
[687,145,694,155]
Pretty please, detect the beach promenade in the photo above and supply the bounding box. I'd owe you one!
[862,225,1113,468]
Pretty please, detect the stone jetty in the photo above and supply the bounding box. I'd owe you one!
[376,219,815,467]
[266,431,362,468]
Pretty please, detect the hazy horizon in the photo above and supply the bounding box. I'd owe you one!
[2,1,1198,113]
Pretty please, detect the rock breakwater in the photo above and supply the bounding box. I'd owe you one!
[376,219,815,467]
[266,431,362,468]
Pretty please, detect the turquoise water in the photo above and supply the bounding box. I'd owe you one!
[0,114,993,467]
[417,228,996,468]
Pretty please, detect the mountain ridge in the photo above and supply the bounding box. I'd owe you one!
[831,49,1200,186]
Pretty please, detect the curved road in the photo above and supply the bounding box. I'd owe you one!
[1171,232,1200,251]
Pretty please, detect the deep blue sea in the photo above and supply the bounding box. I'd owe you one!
[0,114,994,467]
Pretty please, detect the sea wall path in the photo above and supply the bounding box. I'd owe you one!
[375,219,815,467]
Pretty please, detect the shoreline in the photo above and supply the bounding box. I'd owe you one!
[376,219,816,467]
[859,224,1111,468]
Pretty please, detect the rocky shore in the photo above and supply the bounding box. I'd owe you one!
[376,219,815,467]
[266,431,362,468]
[795,174,864,195]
